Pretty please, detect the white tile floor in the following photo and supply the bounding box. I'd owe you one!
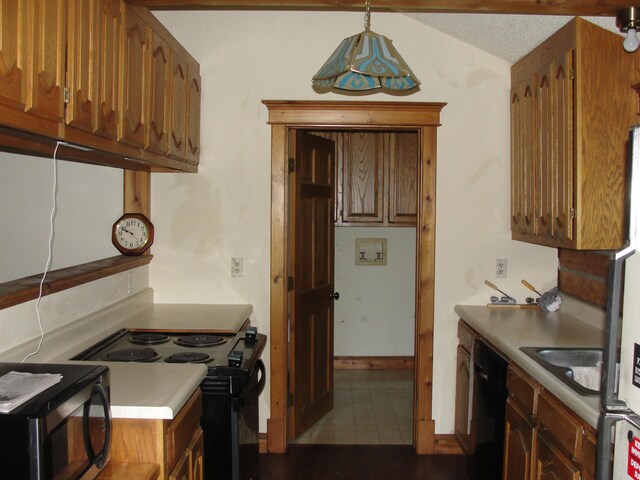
[292,369,414,445]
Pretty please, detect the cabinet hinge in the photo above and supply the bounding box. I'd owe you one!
[288,392,294,407]
[570,208,575,219]
[287,276,294,291]
[288,158,295,173]
[63,87,70,104]
[570,69,575,80]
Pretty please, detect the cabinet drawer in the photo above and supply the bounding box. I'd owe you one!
[506,366,537,414]
[457,320,476,353]
[536,392,582,459]
[167,389,203,471]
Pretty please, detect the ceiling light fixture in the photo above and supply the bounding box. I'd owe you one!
[312,0,420,93]
[617,7,640,53]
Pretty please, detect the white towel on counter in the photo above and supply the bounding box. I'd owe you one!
[571,361,603,391]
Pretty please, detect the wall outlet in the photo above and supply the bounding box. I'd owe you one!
[495,258,507,279]
[231,257,243,277]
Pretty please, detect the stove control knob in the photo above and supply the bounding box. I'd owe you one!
[245,326,258,342]
[228,350,244,367]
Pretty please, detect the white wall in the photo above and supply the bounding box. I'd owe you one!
[0,152,122,283]
[334,227,416,357]
[151,10,559,434]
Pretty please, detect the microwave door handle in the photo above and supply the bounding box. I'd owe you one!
[82,383,112,468]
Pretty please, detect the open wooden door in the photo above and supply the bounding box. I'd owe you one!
[288,130,336,439]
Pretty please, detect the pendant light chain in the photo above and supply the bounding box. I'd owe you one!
[364,0,371,31]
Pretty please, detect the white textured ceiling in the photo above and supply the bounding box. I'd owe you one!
[404,13,620,63]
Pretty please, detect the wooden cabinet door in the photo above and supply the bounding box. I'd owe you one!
[454,344,473,454]
[146,26,170,155]
[119,4,147,148]
[342,132,384,224]
[66,0,119,138]
[168,50,188,160]
[510,77,537,239]
[503,397,535,480]
[186,62,201,166]
[388,132,417,225]
[0,0,27,112]
[535,433,580,480]
[25,0,66,122]
[168,450,190,480]
[189,427,204,480]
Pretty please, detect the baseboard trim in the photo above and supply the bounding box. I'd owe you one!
[259,433,268,454]
[434,434,463,454]
[334,356,414,370]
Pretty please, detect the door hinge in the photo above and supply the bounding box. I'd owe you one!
[570,69,575,80]
[287,276,294,291]
[288,158,295,173]
[288,392,294,407]
[63,87,70,104]
[570,208,575,219]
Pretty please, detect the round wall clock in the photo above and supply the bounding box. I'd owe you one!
[112,213,154,255]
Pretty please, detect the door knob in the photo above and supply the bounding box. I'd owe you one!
[329,292,340,300]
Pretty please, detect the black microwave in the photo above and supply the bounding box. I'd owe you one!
[0,363,111,480]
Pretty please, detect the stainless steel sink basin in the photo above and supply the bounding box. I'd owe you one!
[520,347,603,396]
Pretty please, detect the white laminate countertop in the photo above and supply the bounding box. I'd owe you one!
[454,304,605,428]
[0,291,254,420]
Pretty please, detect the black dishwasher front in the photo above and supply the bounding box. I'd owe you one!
[468,338,508,480]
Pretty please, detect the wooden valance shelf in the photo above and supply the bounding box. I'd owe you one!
[0,255,152,310]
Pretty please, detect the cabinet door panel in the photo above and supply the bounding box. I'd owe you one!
[0,0,27,111]
[95,0,120,139]
[168,51,188,160]
[189,427,204,480]
[536,433,580,480]
[26,0,65,122]
[388,132,417,225]
[186,63,201,165]
[504,398,535,480]
[146,28,169,154]
[511,80,537,238]
[342,132,384,223]
[119,4,147,148]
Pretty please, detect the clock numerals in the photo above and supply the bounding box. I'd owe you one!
[112,214,154,255]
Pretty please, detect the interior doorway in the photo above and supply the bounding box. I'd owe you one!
[265,100,445,455]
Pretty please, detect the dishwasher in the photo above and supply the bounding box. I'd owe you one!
[468,338,509,480]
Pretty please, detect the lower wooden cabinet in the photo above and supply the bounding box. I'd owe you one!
[503,398,535,480]
[108,389,203,479]
[536,432,580,480]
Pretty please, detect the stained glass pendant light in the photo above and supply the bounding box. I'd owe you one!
[312,0,420,92]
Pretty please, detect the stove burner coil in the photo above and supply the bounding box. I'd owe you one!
[104,348,160,362]
[165,352,212,364]
[129,333,170,345]
[174,334,226,347]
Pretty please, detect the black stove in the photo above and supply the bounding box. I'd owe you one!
[72,326,267,480]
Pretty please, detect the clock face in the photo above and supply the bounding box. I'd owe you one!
[112,214,154,255]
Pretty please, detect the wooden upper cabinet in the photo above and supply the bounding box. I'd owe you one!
[337,131,417,227]
[66,0,120,139]
[146,18,170,155]
[0,0,27,112]
[118,3,147,149]
[342,132,384,224]
[186,62,201,166]
[168,50,188,161]
[511,18,639,250]
[388,132,418,225]
[26,0,66,123]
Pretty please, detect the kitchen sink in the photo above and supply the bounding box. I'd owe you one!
[520,347,604,396]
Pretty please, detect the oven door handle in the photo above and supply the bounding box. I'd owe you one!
[82,383,112,469]
[235,359,266,407]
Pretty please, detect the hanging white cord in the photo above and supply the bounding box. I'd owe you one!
[22,142,61,363]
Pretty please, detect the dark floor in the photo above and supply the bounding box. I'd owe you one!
[260,445,469,480]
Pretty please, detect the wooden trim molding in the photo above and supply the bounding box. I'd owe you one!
[0,255,153,310]
[334,356,414,370]
[128,0,631,16]
[265,100,444,455]
[434,434,464,455]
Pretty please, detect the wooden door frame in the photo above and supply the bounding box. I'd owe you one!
[264,100,446,454]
